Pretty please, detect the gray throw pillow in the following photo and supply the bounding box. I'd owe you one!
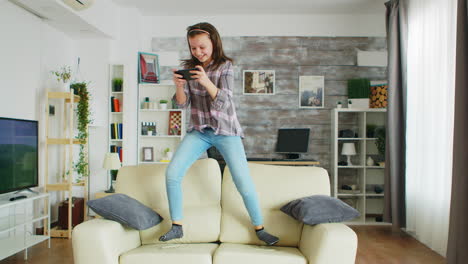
[87,193,163,230]
[280,195,360,225]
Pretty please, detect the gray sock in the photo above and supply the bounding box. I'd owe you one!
[159,224,183,242]
[256,228,279,246]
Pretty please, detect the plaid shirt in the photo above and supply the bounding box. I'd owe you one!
[173,60,244,137]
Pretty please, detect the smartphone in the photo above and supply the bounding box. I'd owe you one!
[174,68,198,81]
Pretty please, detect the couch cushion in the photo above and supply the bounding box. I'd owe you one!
[87,193,163,230]
[281,195,361,225]
[213,243,307,264]
[220,163,330,247]
[115,158,222,244]
[120,243,218,264]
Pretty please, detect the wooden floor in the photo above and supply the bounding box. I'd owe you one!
[1,226,446,264]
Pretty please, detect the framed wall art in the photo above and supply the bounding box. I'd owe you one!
[243,70,275,95]
[299,76,324,108]
[142,147,154,162]
[138,52,160,84]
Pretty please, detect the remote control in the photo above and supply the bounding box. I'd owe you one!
[9,195,27,201]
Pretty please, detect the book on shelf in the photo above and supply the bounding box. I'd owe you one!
[118,123,123,139]
[110,123,123,139]
[110,96,115,112]
[113,97,120,112]
[110,145,123,162]
[110,97,121,112]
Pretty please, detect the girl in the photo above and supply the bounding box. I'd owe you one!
[159,22,279,246]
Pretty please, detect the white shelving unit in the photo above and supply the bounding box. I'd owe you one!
[137,81,186,164]
[331,108,388,225]
[107,64,125,192]
[0,193,50,261]
[108,64,125,164]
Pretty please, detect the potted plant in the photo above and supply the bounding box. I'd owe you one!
[366,124,377,138]
[337,101,342,109]
[147,126,155,136]
[70,81,91,180]
[164,147,173,160]
[51,66,72,91]
[112,78,123,92]
[375,126,386,167]
[159,99,168,110]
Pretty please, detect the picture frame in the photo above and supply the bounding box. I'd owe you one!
[243,70,275,95]
[138,52,160,84]
[299,76,324,108]
[142,147,154,162]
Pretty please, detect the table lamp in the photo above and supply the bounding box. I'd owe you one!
[341,143,357,166]
[103,153,121,193]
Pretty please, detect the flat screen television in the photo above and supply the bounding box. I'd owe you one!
[0,117,38,194]
[275,128,310,159]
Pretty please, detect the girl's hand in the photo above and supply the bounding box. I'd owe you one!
[191,65,212,88]
[172,69,186,88]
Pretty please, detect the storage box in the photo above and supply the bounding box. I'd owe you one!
[58,197,84,229]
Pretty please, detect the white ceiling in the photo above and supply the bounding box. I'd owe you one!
[112,0,388,16]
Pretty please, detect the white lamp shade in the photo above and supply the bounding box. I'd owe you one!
[341,143,357,155]
[103,153,121,170]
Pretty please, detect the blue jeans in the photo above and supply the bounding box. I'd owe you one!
[165,128,263,226]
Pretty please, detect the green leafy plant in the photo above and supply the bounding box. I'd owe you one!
[366,124,377,138]
[160,100,168,104]
[51,66,72,83]
[164,148,170,154]
[347,78,370,99]
[112,78,123,92]
[375,126,386,157]
[70,82,91,179]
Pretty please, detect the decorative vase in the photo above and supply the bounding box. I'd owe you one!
[60,81,70,92]
[147,131,153,136]
[366,156,374,166]
[166,152,173,160]
[160,103,167,110]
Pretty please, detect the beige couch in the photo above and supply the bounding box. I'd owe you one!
[73,158,357,264]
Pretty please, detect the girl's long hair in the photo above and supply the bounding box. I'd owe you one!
[181,22,233,71]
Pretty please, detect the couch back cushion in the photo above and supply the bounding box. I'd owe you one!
[220,163,330,247]
[115,158,222,244]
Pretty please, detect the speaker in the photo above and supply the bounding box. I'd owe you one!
[58,197,84,230]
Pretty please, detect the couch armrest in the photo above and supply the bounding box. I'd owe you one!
[299,223,357,264]
[72,219,141,264]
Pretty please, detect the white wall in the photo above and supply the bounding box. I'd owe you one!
[0,1,42,120]
[0,0,118,218]
[0,0,78,221]
[145,14,386,37]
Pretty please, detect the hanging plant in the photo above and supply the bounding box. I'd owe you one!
[70,82,91,179]
[51,66,72,83]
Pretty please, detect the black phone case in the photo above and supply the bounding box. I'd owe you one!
[175,68,198,80]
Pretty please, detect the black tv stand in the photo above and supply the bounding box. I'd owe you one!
[284,153,300,160]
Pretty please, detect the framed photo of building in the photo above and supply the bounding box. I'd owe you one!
[299,76,324,108]
[138,52,160,84]
[142,147,154,162]
[243,70,275,95]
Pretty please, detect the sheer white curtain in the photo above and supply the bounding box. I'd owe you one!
[406,0,457,257]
